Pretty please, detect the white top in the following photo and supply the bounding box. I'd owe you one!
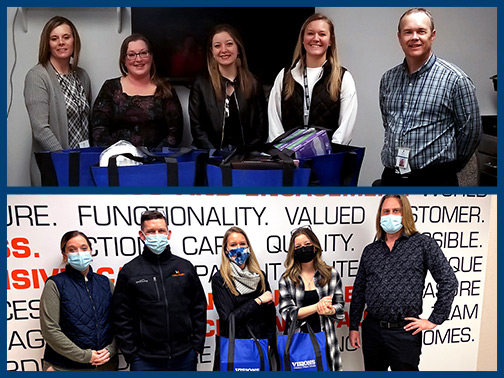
[267,60,358,144]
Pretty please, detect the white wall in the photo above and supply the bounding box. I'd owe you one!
[6,7,497,186]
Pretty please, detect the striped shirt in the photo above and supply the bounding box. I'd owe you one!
[380,54,481,171]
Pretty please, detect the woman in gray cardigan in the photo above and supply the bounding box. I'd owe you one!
[24,16,91,186]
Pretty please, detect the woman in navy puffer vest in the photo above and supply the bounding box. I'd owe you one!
[40,231,118,371]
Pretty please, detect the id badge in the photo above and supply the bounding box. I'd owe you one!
[79,140,90,148]
[395,147,411,174]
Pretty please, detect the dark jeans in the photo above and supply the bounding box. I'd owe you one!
[130,349,197,371]
[381,162,459,186]
[361,315,422,371]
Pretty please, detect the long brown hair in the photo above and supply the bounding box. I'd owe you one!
[119,33,173,99]
[284,13,342,102]
[375,195,418,240]
[219,226,266,296]
[282,226,332,287]
[206,24,257,100]
[38,16,81,68]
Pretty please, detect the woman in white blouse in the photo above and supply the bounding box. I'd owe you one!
[268,13,357,145]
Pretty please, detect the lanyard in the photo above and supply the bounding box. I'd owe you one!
[303,66,311,122]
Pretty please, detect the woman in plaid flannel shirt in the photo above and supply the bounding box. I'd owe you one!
[278,226,345,371]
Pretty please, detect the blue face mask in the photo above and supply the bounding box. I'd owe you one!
[227,246,250,266]
[143,233,169,255]
[380,215,403,234]
[67,251,92,271]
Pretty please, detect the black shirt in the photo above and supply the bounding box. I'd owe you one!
[222,91,244,149]
[349,232,458,330]
[211,270,277,341]
[300,289,321,333]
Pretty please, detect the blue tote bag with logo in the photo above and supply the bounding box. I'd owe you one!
[219,313,270,371]
[277,309,329,371]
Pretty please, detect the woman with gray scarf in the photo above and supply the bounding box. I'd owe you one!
[211,226,277,370]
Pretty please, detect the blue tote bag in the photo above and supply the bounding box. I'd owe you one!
[219,313,269,371]
[91,148,208,187]
[302,143,365,186]
[207,145,310,187]
[277,309,329,371]
[35,147,104,186]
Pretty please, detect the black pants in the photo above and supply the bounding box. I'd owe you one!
[361,315,422,371]
[381,162,459,186]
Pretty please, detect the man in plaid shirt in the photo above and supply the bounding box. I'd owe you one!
[379,8,481,186]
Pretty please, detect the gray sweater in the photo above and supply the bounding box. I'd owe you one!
[24,63,91,186]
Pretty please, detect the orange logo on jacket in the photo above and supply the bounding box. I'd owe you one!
[172,270,185,277]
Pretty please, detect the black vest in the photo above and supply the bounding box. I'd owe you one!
[43,266,113,369]
[280,63,346,139]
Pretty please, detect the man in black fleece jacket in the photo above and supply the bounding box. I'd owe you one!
[112,210,207,371]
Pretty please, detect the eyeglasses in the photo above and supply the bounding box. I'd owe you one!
[290,224,312,235]
[125,50,150,61]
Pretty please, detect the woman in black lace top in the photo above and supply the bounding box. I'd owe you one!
[91,34,183,148]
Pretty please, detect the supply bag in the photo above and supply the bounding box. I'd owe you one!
[206,145,310,187]
[218,313,270,371]
[277,309,329,371]
[91,147,208,187]
[35,147,104,186]
[272,126,332,159]
[302,143,365,186]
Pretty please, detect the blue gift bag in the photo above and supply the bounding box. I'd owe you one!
[206,145,310,187]
[91,149,208,187]
[277,310,329,371]
[303,143,365,186]
[207,164,310,187]
[219,313,269,371]
[35,147,104,186]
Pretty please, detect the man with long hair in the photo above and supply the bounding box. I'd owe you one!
[349,195,458,370]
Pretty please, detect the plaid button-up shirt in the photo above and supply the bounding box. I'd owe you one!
[279,268,345,371]
[380,54,481,171]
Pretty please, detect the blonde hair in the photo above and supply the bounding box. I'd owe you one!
[284,13,342,102]
[219,226,266,296]
[206,24,257,100]
[375,195,418,239]
[282,227,332,287]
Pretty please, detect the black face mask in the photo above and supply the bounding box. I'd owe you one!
[294,245,316,263]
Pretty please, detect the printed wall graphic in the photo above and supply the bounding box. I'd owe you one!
[7,194,493,371]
